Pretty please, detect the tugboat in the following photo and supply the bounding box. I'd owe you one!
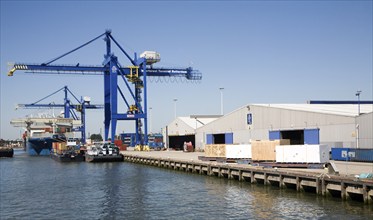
[50,138,85,162]
[85,142,123,162]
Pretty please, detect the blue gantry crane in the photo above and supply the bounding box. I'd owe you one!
[8,30,202,149]
[15,86,103,143]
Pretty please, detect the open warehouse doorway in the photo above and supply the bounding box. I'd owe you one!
[206,133,233,144]
[168,135,195,150]
[269,129,319,145]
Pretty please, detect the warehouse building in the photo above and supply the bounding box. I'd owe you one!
[186,103,373,150]
[163,115,220,150]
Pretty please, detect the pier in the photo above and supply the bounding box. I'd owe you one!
[122,151,373,204]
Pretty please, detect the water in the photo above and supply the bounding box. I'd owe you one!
[1,149,372,219]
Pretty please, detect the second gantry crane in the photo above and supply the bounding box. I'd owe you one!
[8,30,202,149]
[15,86,103,143]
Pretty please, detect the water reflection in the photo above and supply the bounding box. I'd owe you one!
[1,154,372,220]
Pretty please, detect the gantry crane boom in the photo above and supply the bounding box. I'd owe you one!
[8,64,201,79]
[8,30,202,148]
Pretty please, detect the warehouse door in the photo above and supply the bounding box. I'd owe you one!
[213,134,225,144]
[269,131,281,140]
[304,128,320,144]
[206,133,234,144]
[269,129,319,145]
[169,135,195,150]
[206,134,213,144]
[281,130,304,145]
[225,133,233,144]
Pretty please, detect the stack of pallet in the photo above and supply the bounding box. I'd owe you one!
[251,139,290,161]
[204,144,251,158]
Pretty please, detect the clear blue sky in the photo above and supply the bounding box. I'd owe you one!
[1,0,372,140]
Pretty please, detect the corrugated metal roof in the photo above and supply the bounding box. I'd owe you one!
[177,116,218,129]
[252,104,373,117]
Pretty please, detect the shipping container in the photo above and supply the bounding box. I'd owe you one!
[351,149,373,162]
[114,139,123,147]
[331,148,355,161]
[118,144,127,151]
[52,142,58,149]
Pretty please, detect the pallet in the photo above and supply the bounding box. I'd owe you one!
[198,156,250,164]
[254,162,325,169]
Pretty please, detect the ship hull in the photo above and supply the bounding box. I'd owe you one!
[85,154,123,162]
[50,152,85,162]
[27,135,66,156]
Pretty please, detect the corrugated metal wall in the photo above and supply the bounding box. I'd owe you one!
[166,118,196,136]
[356,112,373,149]
[195,105,360,150]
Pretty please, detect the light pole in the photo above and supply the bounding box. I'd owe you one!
[356,90,361,115]
[219,87,224,115]
[149,107,152,134]
[173,98,178,119]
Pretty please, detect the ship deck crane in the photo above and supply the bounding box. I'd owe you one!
[15,86,103,143]
[8,30,202,149]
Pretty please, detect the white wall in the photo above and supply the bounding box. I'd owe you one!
[356,112,373,149]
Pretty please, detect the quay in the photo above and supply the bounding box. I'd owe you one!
[121,150,373,204]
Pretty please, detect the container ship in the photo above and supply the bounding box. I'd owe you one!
[11,117,82,156]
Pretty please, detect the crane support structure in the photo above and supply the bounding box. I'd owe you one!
[8,30,202,148]
[15,86,103,143]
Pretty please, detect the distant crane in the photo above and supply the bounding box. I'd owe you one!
[8,30,202,149]
[15,86,103,143]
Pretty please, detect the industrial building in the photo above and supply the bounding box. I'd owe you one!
[165,104,373,150]
[163,115,219,150]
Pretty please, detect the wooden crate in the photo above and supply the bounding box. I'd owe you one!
[204,144,226,157]
[251,139,290,161]
[204,144,252,158]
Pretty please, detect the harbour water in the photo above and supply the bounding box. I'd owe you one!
[1,149,372,219]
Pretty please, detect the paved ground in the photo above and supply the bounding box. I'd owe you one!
[121,148,373,177]
[123,148,204,160]
[332,160,373,176]
[121,148,328,175]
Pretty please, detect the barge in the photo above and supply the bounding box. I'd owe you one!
[0,148,14,157]
[50,138,85,162]
[50,150,85,162]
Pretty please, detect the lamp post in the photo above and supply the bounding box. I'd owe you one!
[356,90,361,115]
[149,107,152,134]
[219,87,224,115]
[355,90,362,149]
[173,98,178,119]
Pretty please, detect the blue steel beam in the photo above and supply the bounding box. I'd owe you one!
[8,63,202,80]
[17,104,103,109]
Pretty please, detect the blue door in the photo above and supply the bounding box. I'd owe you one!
[225,133,233,144]
[206,134,213,144]
[269,130,281,140]
[304,128,320,144]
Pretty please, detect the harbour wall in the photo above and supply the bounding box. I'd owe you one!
[122,152,373,204]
